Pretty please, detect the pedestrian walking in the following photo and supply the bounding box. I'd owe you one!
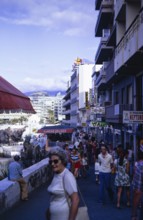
[80,152,88,178]
[114,149,131,208]
[64,143,72,170]
[98,144,114,204]
[94,142,100,184]
[70,146,81,178]
[131,145,143,220]
[8,155,28,201]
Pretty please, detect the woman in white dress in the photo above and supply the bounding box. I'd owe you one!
[46,147,79,220]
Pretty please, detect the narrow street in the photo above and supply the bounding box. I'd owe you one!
[1,166,131,220]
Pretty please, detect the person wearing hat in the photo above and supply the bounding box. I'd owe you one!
[8,155,28,201]
[46,147,79,220]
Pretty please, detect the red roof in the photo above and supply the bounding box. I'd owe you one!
[0,76,35,113]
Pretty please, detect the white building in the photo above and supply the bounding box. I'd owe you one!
[70,58,95,127]
[62,81,71,125]
[29,91,64,123]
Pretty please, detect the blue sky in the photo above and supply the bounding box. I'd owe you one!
[0,0,100,92]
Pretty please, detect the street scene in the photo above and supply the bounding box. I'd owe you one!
[0,0,143,220]
[1,166,131,220]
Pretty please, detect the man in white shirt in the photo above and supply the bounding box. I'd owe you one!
[98,144,114,204]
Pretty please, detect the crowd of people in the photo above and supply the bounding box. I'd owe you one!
[7,129,143,220]
[52,130,143,220]
[20,134,47,167]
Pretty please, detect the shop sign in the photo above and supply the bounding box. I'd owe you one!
[123,111,143,124]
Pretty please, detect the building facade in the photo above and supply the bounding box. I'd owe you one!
[62,81,71,125]
[94,0,143,154]
[63,58,94,128]
[29,91,64,123]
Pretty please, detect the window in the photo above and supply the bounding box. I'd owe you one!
[121,88,125,104]
[115,91,119,104]
[127,84,132,105]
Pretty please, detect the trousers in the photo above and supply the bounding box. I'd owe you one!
[11,178,28,200]
[99,172,113,202]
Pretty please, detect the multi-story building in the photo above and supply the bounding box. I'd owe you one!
[94,0,143,152]
[70,62,79,127]
[62,81,71,125]
[29,91,64,123]
[63,58,94,127]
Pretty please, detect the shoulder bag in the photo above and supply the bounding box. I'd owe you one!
[63,173,90,220]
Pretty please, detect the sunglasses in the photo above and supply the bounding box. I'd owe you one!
[49,159,60,165]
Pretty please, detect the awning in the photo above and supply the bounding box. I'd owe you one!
[38,125,74,134]
[0,76,35,113]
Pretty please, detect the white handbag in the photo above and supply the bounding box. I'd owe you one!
[63,174,90,220]
[76,206,89,220]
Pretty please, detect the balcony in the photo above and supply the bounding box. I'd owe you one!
[95,0,102,10]
[95,36,113,64]
[63,90,70,100]
[105,104,133,123]
[107,24,116,47]
[115,9,143,74]
[114,0,126,22]
[71,84,77,93]
[62,119,71,125]
[71,97,77,104]
[106,57,114,83]
[95,67,106,89]
[71,72,76,81]
[70,110,77,116]
[95,0,114,37]
[63,100,71,107]
[63,109,71,115]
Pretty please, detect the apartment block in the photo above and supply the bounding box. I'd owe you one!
[29,91,64,123]
[94,0,143,148]
[62,82,71,126]
[63,59,94,127]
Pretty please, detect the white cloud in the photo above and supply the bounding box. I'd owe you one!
[18,74,70,92]
[0,0,96,36]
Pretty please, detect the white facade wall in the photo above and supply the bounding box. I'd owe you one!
[70,63,94,127]
[30,93,64,122]
[79,64,94,109]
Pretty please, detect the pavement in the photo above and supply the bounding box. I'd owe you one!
[0,166,132,220]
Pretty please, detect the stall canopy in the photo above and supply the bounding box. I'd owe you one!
[0,76,35,113]
[38,125,74,134]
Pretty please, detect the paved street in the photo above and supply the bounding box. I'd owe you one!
[1,166,131,220]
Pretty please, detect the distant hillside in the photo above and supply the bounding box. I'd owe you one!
[25,90,65,97]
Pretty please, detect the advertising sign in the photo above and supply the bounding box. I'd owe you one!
[123,111,143,124]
